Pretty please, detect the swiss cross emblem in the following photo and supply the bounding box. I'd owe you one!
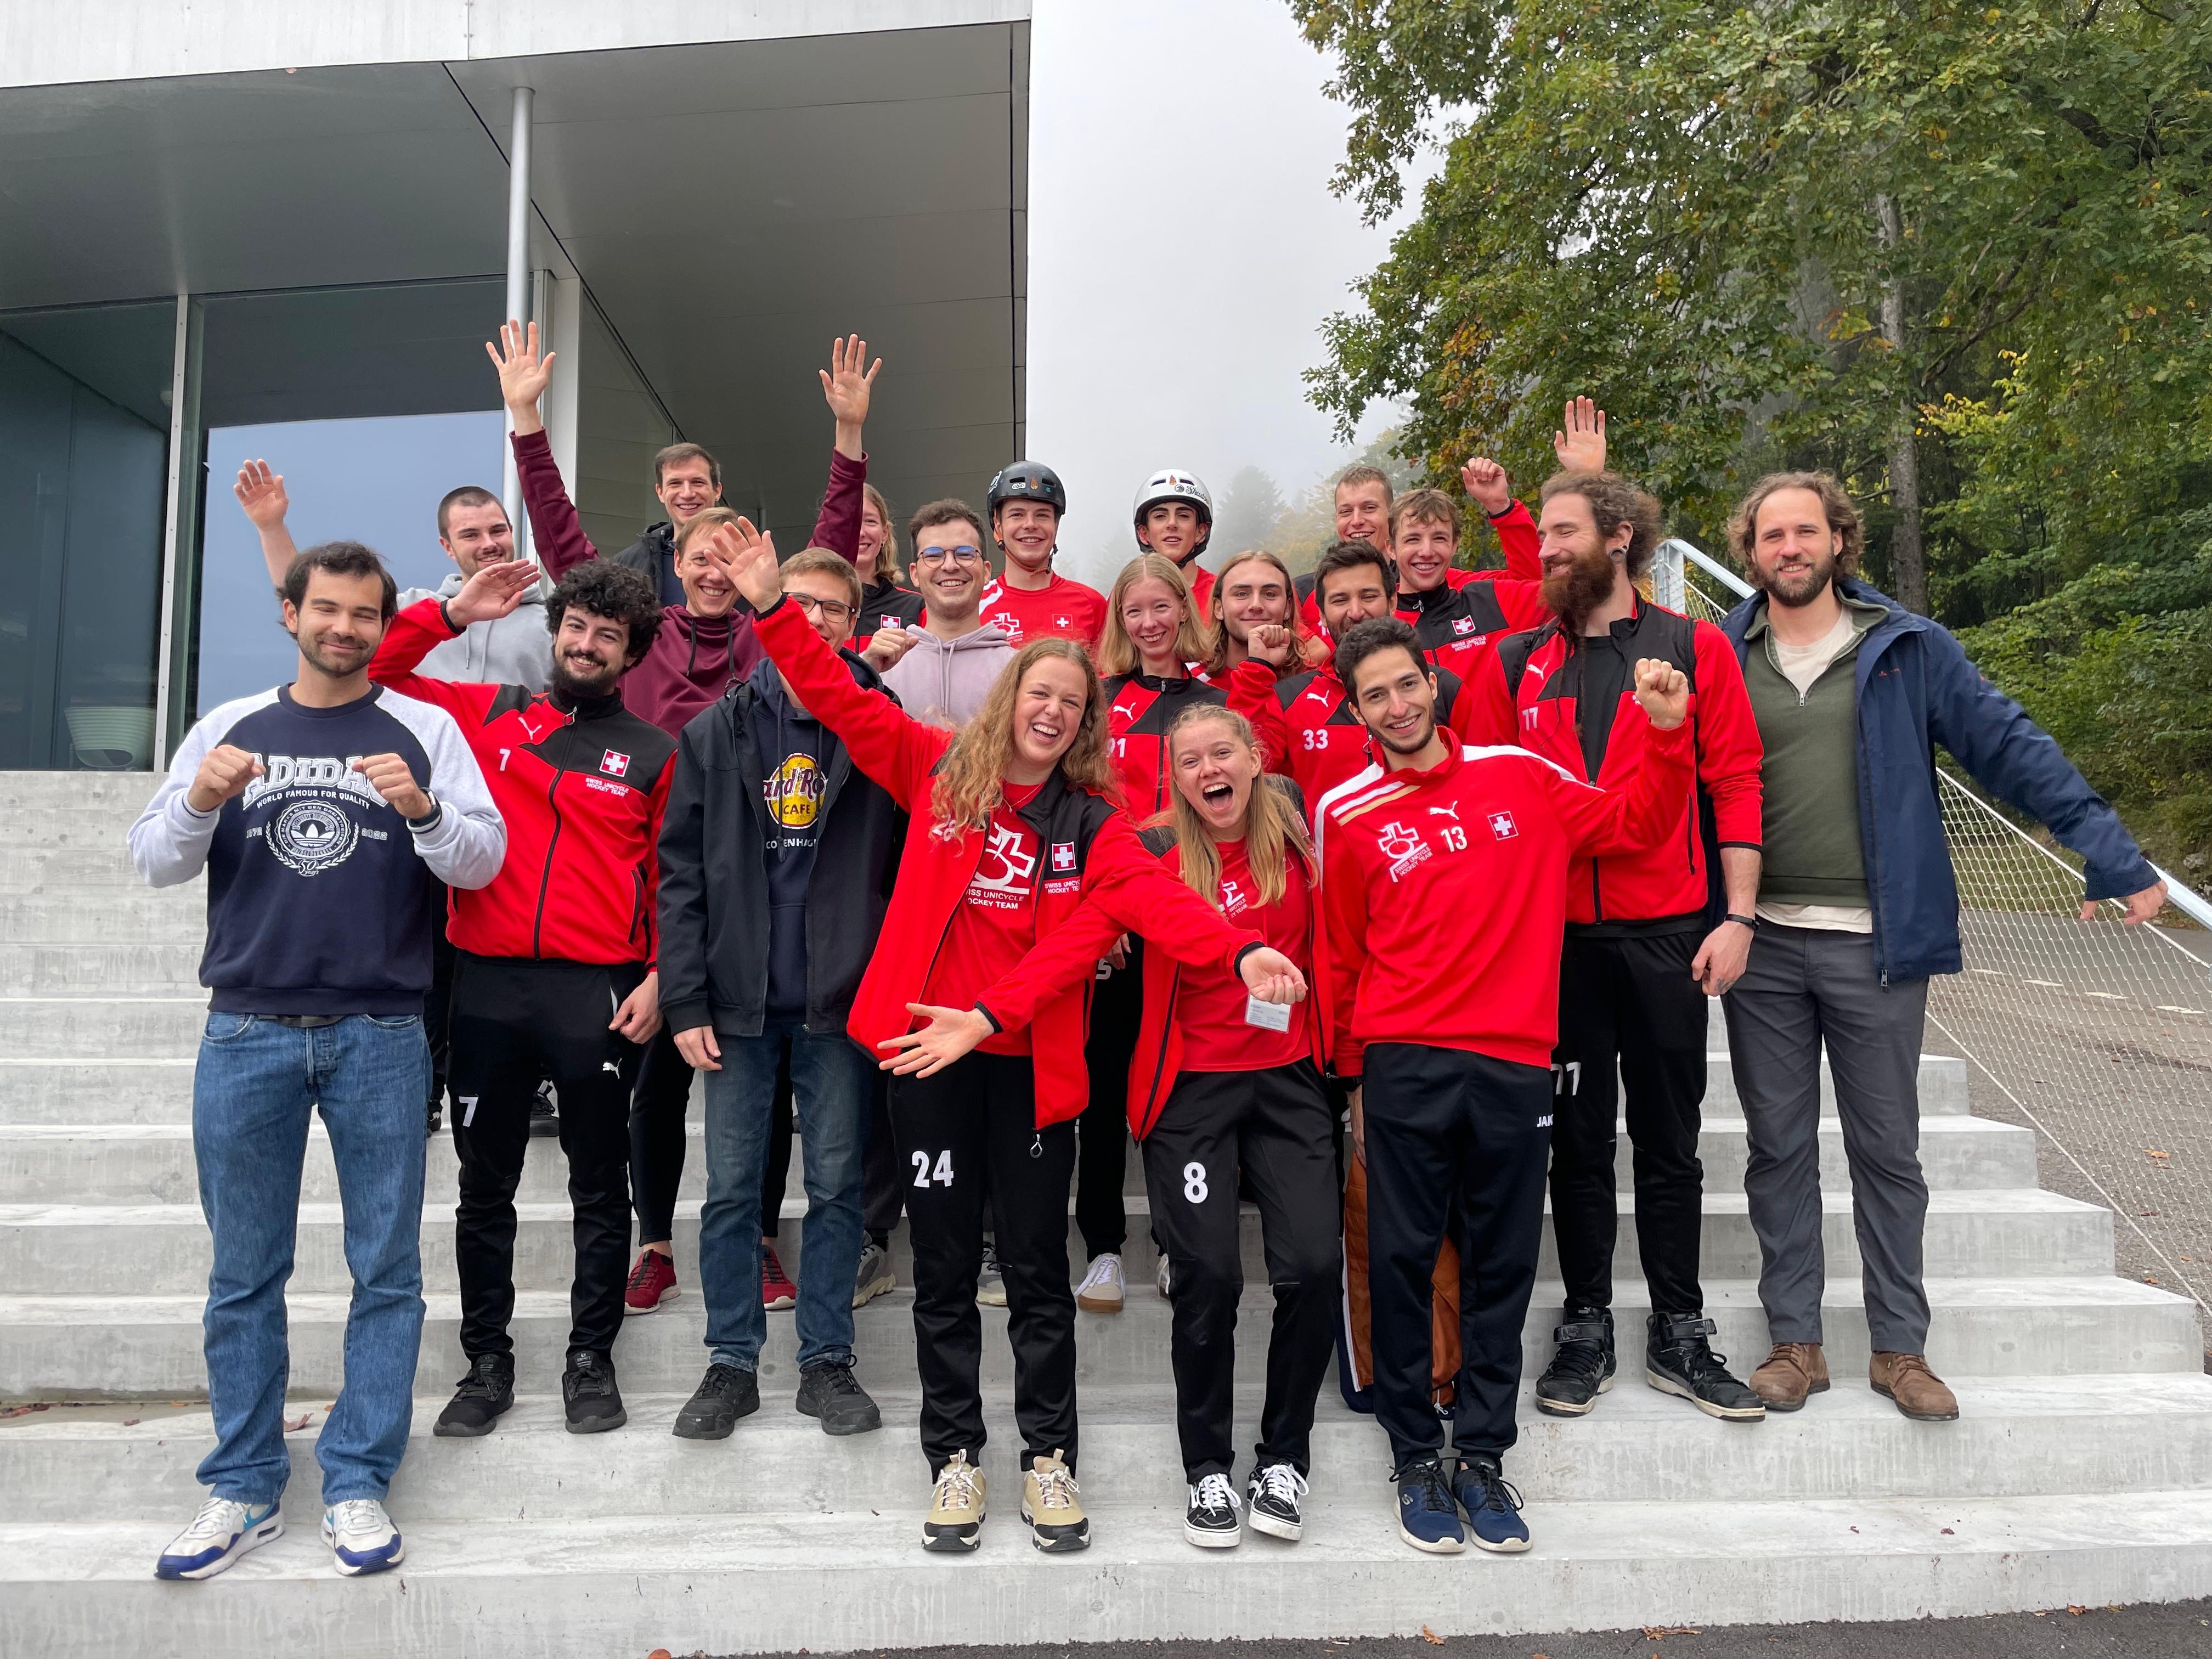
[1049,842,1077,873]
[1488,810,1517,840]
[1453,616,1478,635]
[601,749,630,777]
[1054,614,1073,629]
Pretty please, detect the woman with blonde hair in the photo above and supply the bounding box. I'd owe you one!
[892,703,1338,1552]
[853,482,924,647]
[1071,553,1228,1315]
[709,518,1306,1558]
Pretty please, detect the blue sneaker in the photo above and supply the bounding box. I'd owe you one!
[154,1495,283,1580]
[1452,1453,1531,1554]
[322,1498,406,1576]
[1392,1454,1465,1554]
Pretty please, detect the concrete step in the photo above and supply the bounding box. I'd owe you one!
[0,890,205,946]
[0,769,159,821]
[0,944,207,997]
[4,1275,2198,1402]
[8,1374,2212,1524]
[0,845,168,893]
[0,997,208,1057]
[0,1186,2116,1297]
[8,1489,2212,1658]
[0,1061,198,1126]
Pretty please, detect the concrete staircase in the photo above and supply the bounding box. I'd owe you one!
[3,769,2210,1658]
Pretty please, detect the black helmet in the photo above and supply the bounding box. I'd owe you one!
[987,460,1068,517]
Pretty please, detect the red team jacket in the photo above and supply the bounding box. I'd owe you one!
[978,571,1109,651]
[1313,721,1695,1079]
[750,597,1262,1128]
[1228,656,1485,806]
[1295,498,1545,631]
[1463,599,1763,926]
[1104,672,1231,822]
[369,599,677,966]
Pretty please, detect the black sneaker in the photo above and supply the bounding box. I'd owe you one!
[1183,1471,1242,1549]
[432,1353,513,1438]
[795,1358,882,1436]
[1645,1311,1765,1421]
[529,1081,560,1137]
[561,1348,627,1433]
[673,1361,759,1440]
[1533,1304,1615,1417]
[1245,1460,1308,1542]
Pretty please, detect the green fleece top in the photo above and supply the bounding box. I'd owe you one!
[1742,596,1886,908]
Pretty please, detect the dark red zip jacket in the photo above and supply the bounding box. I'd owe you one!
[370,599,676,964]
[750,597,1266,1129]
[1104,672,1230,824]
[1463,600,1763,929]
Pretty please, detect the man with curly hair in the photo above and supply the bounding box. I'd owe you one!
[369,555,677,1440]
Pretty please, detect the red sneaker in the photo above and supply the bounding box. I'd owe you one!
[761,1245,798,1311]
[624,1248,679,1315]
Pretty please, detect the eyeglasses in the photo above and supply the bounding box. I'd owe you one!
[916,545,984,567]
[787,592,856,624]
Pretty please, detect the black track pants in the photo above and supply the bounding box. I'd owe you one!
[1142,1060,1340,1481]
[892,1052,1077,1476]
[1549,929,1708,1315]
[424,907,456,1110]
[1076,945,1141,1257]
[1362,1042,1551,1464]
[450,953,646,1361]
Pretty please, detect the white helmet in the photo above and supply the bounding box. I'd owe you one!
[1132,468,1214,557]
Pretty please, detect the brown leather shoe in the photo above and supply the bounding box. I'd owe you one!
[1747,1341,1829,1411]
[1870,1352,1960,1421]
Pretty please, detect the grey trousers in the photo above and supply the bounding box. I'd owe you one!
[1723,924,1933,1354]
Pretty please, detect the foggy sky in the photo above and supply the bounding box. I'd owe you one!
[1024,0,1412,587]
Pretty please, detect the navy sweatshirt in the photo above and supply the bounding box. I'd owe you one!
[129,684,505,1015]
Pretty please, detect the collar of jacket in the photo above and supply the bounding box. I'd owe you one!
[548,682,624,721]
[1730,576,1916,656]
[915,623,1012,651]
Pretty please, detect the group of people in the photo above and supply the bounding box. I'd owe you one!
[130,325,2168,1583]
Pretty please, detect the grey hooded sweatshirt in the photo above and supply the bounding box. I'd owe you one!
[876,622,1016,728]
[395,571,553,692]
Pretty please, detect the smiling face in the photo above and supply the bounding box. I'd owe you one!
[783,568,859,650]
[1138,501,1205,566]
[1318,558,1394,638]
[1349,643,1440,759]
[1119,574,1186,669]
[995,500,1060,577]
[440,499,515,579]
[1009,655,1091,774]
[286,569,388,680]
[1335,478,1391,553]
[675,538,738,619]
[1216,556,1290,645]
[911,518,988,621]
[1748,486,1844,608]
[857,499,888,575]
[656,456,722,527]
[1536,489,1626,623]
[1394,513,1457,593]
[1171,714,1261,838]
[550,607,633,698]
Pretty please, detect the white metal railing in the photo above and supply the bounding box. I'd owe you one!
[1654,537,2212,1312]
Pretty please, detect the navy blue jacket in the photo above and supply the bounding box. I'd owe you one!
[1723,578,2157,981]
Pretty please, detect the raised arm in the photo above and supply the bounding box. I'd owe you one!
[809,334,878,562]
[489,319,599,581]
[234,461,301,599]
[1460,458,1542,582]
[1545,659,1695,856]
[365,563,536,720]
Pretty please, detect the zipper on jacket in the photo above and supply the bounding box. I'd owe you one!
[533,772,564,958]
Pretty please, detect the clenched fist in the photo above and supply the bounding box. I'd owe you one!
[187,745,263,815]
[351,754,432,820]
[1633,658,1690,730]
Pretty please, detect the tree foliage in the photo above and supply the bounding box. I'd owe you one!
[1292,0,2212,865]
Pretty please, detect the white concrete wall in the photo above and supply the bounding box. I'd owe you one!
[0,0,1028,89]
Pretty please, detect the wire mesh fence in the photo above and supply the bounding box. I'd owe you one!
[1671,561,2212,1322]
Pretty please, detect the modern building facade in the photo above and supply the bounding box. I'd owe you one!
[0,2,1030,768]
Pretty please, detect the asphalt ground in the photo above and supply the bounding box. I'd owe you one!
[723,1597,2212,1659]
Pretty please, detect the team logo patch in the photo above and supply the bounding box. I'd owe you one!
[1050,841,1077,873]
[1374,819,1431,882]
[1452,616,1478,636]
[600,749,630,778]
[1488,810,1519,840]
[1053,614,1073,630]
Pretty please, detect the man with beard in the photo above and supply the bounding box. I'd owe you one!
[1718,473,2166,1423]
[369,557,678,1440]
[1314,617,1694,1553]
[1465,470,1766,1422]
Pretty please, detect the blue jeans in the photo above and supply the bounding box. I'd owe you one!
[193,1012,428,1505]
[699,1020,871,1373]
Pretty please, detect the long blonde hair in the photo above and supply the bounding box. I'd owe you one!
[930,637,1120,833]
[1164,704,1309,908]
[861,483,901,585]
[1098,554,1215,677]
[1203,549,1303,679]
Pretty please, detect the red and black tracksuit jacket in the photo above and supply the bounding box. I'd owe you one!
[1228,655,1484,810]
[370,598,676,965]
[1463,599,1763,929]
[1294,498,1544,629]
[1397,574,1549,681]
[748,596,1264,1130]
[1104,671,1229,823]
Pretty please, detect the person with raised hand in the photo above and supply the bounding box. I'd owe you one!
[703,515,1308,1559]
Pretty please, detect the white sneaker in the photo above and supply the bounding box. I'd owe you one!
[1156,1254,1172,1299]
[1246,1460,1310,1541]
[154,1494,283,1580]
[321,1498,405,1577]
[977,1242,1008,1308]
[1184,1471,1243,1549]
[1077,1251,1126,1313]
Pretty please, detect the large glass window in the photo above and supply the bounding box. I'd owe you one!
[0,301,173,770]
